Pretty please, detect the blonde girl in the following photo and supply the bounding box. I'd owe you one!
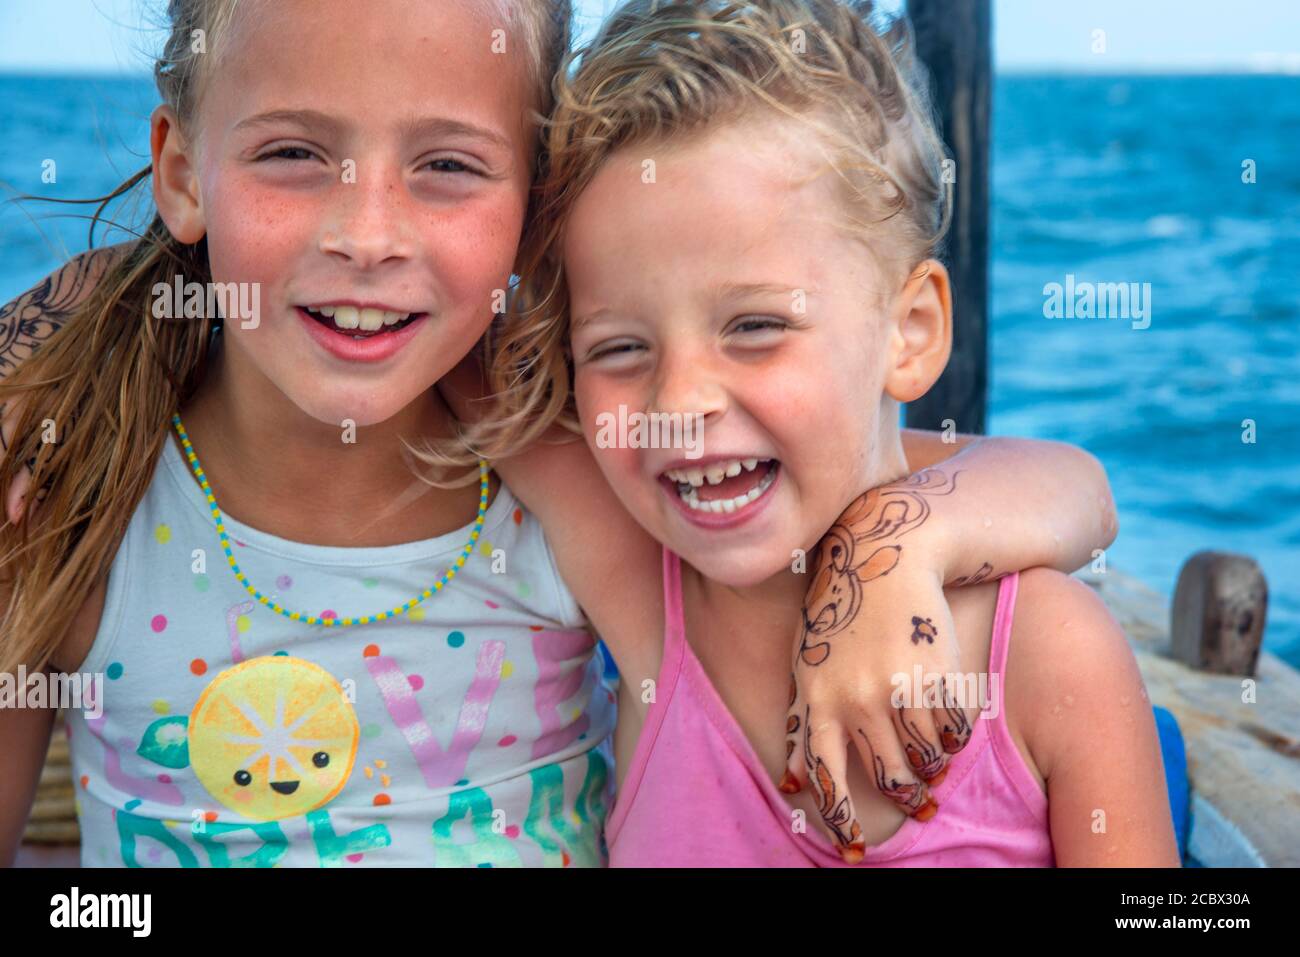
[450,0,1175,865]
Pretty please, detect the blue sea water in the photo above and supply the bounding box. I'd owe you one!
[989,75,1299,667]
[1,72,1297,665]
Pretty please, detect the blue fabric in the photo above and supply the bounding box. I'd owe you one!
[1154,705,1190,863]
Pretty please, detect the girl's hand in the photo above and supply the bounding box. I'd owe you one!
[781,474,968,863]
[779,434,1117,863]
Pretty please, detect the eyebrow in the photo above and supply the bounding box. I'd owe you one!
[233,109,346,137]
[397,116,515,152]
[570,307,617,332]
[233,110,514,152]
[717,281,809,300]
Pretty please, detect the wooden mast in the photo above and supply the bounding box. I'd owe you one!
[904,0,992,436]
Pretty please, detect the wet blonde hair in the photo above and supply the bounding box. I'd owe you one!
[456,0,952,461]
[0,0,572,675]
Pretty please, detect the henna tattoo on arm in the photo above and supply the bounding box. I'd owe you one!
[797,468,963,666]
[950,561,995,587]
[0,252,116,490]
[0,251,109,380]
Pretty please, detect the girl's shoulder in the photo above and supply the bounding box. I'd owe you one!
[1003,567,1145,784]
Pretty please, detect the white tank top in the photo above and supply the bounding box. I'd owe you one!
[65,432,615,867]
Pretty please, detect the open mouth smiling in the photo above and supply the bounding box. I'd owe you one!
[659,457,780,521]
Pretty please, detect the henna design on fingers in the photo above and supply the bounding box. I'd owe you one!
[868,746,939,821]
[900,716,946,782]
[802,707,863,854]
[938,676,973,754]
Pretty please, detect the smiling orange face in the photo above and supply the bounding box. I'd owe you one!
[188,656,359,821]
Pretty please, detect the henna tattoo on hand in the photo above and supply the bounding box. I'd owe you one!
[797,468,963,666]
[909,615,938,645]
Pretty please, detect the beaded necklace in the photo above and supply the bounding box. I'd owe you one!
[171,412,489,627]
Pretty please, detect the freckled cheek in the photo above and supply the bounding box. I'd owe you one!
[202,180,321,285]
[426,203,527,309]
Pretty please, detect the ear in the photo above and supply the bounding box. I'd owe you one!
[151,105,205,244]
[883,258,952,404]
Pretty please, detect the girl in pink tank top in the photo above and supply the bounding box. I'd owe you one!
[483,0,1179,867]
[606,555,1053,867]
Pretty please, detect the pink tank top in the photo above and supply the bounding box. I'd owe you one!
[606,550,1055,867]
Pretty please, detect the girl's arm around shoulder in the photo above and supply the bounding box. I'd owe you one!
[501,429,664,681]
[439,356,663,679]
[1007,567,1180,867]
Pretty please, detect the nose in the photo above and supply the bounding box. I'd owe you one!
[649,344,728,427]
[318,166,417,269]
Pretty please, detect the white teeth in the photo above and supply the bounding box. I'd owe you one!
[675,461,777,515]
[312,305,411,331]
[665,458,771,485]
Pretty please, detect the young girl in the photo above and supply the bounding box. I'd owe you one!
[447,0,1179,865]
[1,0,1118,868]
[1,0,618,868]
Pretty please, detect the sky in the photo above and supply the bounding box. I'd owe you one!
[0,0,1297,74]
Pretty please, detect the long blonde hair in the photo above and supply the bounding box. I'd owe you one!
[0,0,573,675]
[454,0,952,464]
